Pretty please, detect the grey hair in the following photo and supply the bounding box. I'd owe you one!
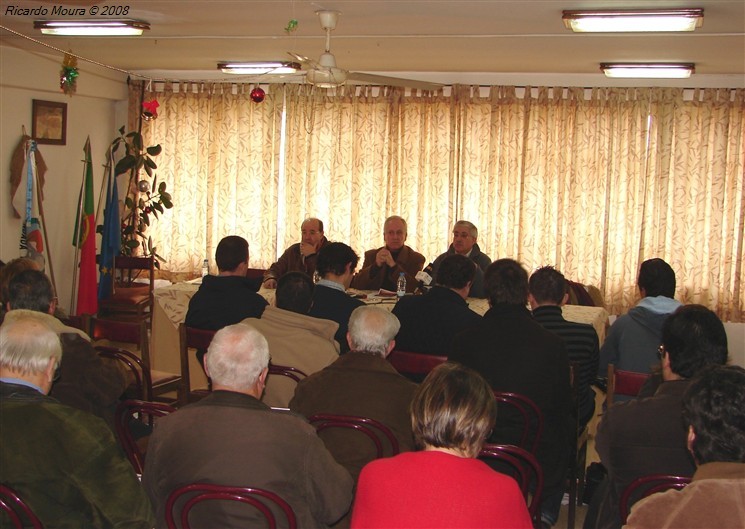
[454,220,478,239]
[348,306,400,356]
[384,215,407,234]
[0,312,62,375]
[205,323,270,391]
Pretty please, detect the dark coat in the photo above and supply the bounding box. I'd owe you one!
[264,237,330,281]
[449,304,572,494]
[143,390,353,529]
[392,286,482,356]
[184,274,267,330]
[289,352,417,481]
[350,245,425,293]
[430,243,491,298]
[309,283,365,354]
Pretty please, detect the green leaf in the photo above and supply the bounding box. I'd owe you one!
[138,198,146,209]
[146,144,162,156]
[125,239,139,249]
[161,191,171,201]
[136,157,145,171]
[129,132,143,151]
[151,208,159,218]
[153,202,164,213]
[115,155,136,175]
[162,198,173,209]
[118,125,125,135]
[143,214,150,226]
[123,225,135,235]
[145,157,157,169]
[144,164,153,177]
[124,196,134,209]
[158,181,167,193]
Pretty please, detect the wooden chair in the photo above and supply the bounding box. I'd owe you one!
[619,474,691,524]
[567,362,590,529]
[493,391,544,455]
[98,255,155,321]
[308,413,400,458]
[165,483,297,529]
[115,399,176,476]
[607,364,650,407]
[387,349,447,380]
[479,443,543,524]
[178,324,215,403]
[0,484,43,529]
[88,315,184,405]
[96,345,148,400]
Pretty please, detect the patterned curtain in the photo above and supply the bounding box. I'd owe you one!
[133,84,745,321]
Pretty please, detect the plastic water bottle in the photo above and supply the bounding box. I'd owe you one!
[201,259,209,277]
[396,272,406,298]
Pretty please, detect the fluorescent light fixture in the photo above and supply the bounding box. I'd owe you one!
[34,19,150,36]
[600,63,695,79]
[218,61,301,75]
[563,9,703,32]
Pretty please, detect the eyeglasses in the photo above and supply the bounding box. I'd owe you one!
[657,345,666,360]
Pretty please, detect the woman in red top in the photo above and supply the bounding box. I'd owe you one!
[351,362,533,529]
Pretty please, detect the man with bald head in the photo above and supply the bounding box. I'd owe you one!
[143,322,352,528]
[263,217,329,288]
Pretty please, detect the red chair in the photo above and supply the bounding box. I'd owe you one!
[115,399,176,476]
[268,364,307,383]
[493,391,544,455]
[308,414,400,458]
[97,345,148,400]
[619,474,691,524]
[98,255,155,321]
[165,483,297,529]
[387,349,447,379]
[0,484,43,529]
[607,364,651,407]
[479,443,543,523]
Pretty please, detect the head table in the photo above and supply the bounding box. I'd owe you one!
[151,280,609,389]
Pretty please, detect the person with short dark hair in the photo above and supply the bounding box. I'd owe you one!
[308,242,364,353]
[625,365,745,529]
[185,235,268,364]
[585,304,729,529]
[243,271,339,407]
[263,218,329,288]
[599,257,681,377]
[450,258,571,528]
[529,266,600,429]
[429,220,491,298]
[351,362,532,529]
[392,254,482,357]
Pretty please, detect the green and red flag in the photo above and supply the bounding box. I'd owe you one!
[74,137,98,315]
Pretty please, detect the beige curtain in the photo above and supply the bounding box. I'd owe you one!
[132,84,745,321]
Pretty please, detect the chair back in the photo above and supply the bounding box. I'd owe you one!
[268,364,307,383]
[308,413,400,458]
[115,399,176,476]
[493,391,544,455]
[99,255,155,319]
[607,364,650,407]
[387,349,447,379]
[479,443,543,523]
[165,483,297,529]
[96,345,150,401]
[619,474,691,524]
[0,484,43,529]
[178,324,216,403]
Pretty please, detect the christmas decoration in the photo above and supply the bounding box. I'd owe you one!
[60,52,79,95]
[142,99,160,121]
[137,179,151,193]
[285,19,298,33]
[250,87,266,103]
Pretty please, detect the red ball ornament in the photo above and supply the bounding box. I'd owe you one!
[250,87,266,103]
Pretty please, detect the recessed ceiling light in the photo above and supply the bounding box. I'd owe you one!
[563,9,704,33]
[600,63,695,79]
[34,19,150,36]
[218,61,301,75]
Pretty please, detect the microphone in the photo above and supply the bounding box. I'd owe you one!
[415,263,434,293]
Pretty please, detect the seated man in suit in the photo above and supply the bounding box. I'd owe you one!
[449,258,571,529]
[143,322,353,529]
[626,365,745,529]
[308,242,364,353]
[290,306,417,480]
[392,253,482,357]
[351,215,425,293]
[243,272,339,407]
[529,266,599,430]
[1,312,153,528]
[262,217,329,288]
[429,220,491,298]
[585,304,729,529]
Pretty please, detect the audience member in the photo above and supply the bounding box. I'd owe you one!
[262,217,329,288]
[308,242,364,353]
[143,322,352,528]
[351,362,532,529]
[243,272,339,407]
[430,220,491,298]
[290,306,417,480]
[351,215,425,293]
[1,312,153,527]
[0,257,39,322]
[529,266,599,429]
[392,253,481,357]
[449,258,571,528]
[625,365,745,529]
[3,269,125,428]
[599,258,681,378]
[185,235,268,364]
[585,304,729,529]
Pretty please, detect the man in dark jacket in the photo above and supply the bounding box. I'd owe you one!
[262,218,329,288]
[430,220,491,298]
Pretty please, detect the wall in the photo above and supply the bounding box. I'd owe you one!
[0,44,128,313]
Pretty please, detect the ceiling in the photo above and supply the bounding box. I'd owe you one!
[1,0,744,88]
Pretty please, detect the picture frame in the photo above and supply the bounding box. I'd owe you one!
[32,99,67,145]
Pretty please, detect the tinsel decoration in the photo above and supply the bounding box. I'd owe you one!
[60,52,79,95]
[142,99,160,121]
[285,19,298,33]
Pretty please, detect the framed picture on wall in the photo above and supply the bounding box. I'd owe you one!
[32,99,67,145]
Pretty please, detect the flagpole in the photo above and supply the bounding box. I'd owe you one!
[95,146,113,229]
[34,152,58,303]
[69,147,88,316]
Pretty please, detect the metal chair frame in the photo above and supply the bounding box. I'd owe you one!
[493,391,544,455]
[387,349,447,379]
[607,364,650,407]
[0,484,43,529]
[308,413,400,458]
[114,399,176,475]
[619,474,691,524]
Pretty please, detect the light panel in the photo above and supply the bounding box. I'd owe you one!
[600,63,695,79]
[218,61,301,75]
[34,19,150,36]
[563,9,703,33]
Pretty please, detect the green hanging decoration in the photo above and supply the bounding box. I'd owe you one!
[285,18,298,33]
[60,51,79,96]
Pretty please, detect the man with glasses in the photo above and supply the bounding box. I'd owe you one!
[430,220,491,298]
[263,218,329,288]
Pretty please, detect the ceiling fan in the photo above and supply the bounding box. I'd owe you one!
[289,10,442,91]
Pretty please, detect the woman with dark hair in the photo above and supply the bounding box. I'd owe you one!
[351,362,532,529]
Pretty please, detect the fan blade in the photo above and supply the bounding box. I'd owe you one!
[347,72,442,91]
